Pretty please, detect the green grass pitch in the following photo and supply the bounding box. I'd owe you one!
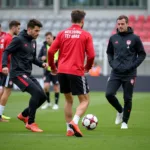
[0,91,150,150]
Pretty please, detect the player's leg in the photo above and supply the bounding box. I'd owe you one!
[13,75,46,132]
[121,77,135,129]
[58,73,74,136]
[69,75,90,137]
[105,76,123,125]
[41,71,51,109]
[52,74,60,110]
[0,75,12,122]
[0,73,4,99]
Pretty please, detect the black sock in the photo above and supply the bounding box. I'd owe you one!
[55,93,59,104]
[46,92,50,103]
[123,100,132,123]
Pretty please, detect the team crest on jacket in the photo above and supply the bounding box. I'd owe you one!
[23,75,28,78]
[130,79,135,85]
[126,40,131,49]
[115,41,118,44]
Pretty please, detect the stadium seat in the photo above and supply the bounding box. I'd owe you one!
[134,22,143,30]
[128,22,134,28]
[143,23,150,31]
[137,15,145,23]
[128,15,136,23]
[146,15,150,23]
[138,32,148,42]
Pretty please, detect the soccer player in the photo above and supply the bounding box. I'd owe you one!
[106,15,146,129]
[2,19,48,132]
[0,24,6,99]
[38,32,60,110]
[0,20,20,122]
[48,10,95,137]
[0,24,8,120]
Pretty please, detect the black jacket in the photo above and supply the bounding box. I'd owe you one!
[2,30,43,78]
[107,27,146,76]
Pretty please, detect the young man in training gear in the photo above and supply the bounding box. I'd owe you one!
[0,20,20,122]
[106,15,146,129]
[2,19,48,132]
[48,10,95,137]
[38,32,60,110]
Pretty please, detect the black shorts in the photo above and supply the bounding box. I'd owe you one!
[12,74,40,92]
[0,73,13,88]
[43,70,59,85]
[58,73,89,95]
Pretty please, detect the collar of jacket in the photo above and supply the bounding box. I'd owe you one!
[117,26,133,36]
[19,29,34,41]
[71,24,81,29]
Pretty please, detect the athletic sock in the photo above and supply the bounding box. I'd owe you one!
[46,92,50,103]
[55,93,59,104]
[73,115,80,124]
[66,123,73,131]
[0,105,5,118]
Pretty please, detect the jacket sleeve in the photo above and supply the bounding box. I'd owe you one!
[131,36,146,69]
[32,41,43,67]
[2,37,21,68]
[106,37,114,68]
[38,45,44,60]
[84,33,95,71]
[48,33,60,70]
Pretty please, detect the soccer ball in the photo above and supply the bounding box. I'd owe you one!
[82,114,98,130]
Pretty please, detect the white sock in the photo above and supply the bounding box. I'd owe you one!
[0,105,5,116]
[73,115,80,124]
[66,123,73,131]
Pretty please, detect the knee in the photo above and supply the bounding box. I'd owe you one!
[33,89,46,100]
[105,92,114,100]
[39,91,47,100]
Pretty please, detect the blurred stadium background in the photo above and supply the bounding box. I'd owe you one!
[0,0,150,91]
[0,1,150,150]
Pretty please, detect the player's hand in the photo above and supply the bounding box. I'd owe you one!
[51,69,57,75]
[42,63,48,69]
[84,67,89,73]
[41,56,46,61]
[2,67,9,75]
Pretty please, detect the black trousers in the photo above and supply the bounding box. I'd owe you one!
[105,75,136,123]
[12,75,47,124]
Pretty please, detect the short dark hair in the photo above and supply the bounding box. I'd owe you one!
[9,20,20,29]
[27,19,43,29]
[71,10,86,23]
[117,15,129,23]
[45,32,53,37]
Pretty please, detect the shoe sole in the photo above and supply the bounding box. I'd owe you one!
[69,124,83,137]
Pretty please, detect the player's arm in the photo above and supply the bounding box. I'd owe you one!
[38,45,46,61]
[106,37,114,68]
[2,37,21,68]
[48,33,60,71]
[32,41,46,68]
[84,33,95,72]
[130,36,146,70]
